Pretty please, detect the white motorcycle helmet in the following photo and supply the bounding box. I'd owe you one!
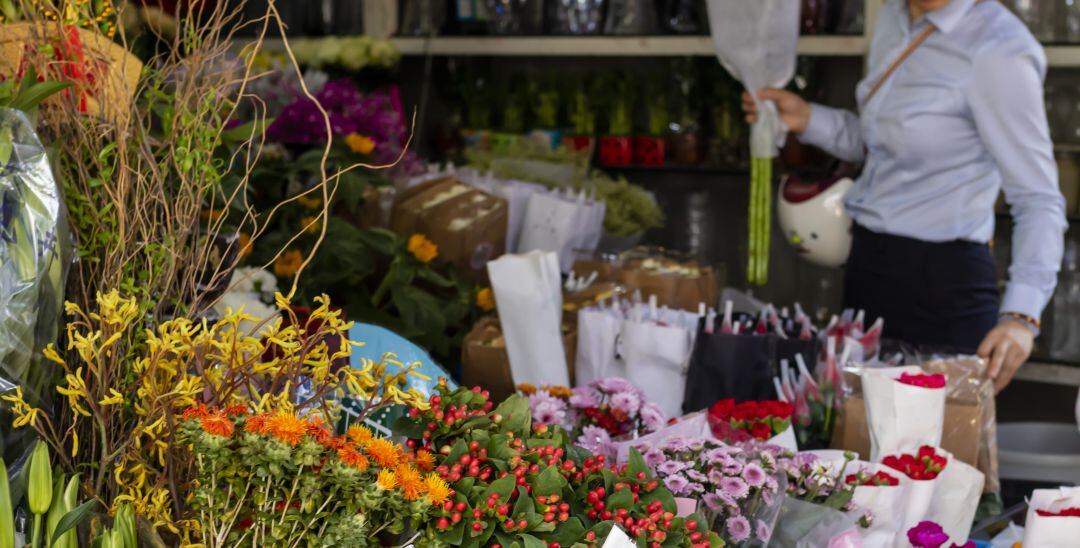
[776,174,854,268]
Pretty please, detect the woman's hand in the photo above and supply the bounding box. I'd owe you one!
[977,318,1035,393]
[741,88,812,134]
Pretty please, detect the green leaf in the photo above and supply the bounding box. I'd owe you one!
[356,227,400,256]
[552,517,587,546]
[481,473,517,502]
[493,395,531,436]
[512,486,535,517]
[533,466,567,498]
[626,448,648,478]
[566,444,592,466]
[521,534,546,548]
[11,81,72,112]
[0,126,12,168]
[51,500,96,545]
[390,416,426,440]
[606,489,633,511]
[417,267,455,288]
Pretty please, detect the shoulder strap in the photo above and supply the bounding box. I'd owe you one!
[864,0,990,102]
[864,25,936,102]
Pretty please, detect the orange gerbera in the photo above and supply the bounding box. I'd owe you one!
[414,449,436,472]
[517,383,537,395]
[347,424,373,444]
[397,465,425,501]
[407,234,438,263]
[424,473,452,506]
[201,412,234,438]
[476,287,495,311]
[223,403,248,416]
[265,412,307,446]
[376,469,398,491]
[338,445,370,472]
[182,403,211,421]
[244,413,271,435]
[365,437,401,468]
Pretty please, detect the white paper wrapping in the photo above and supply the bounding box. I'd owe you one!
[620,318,694,418]
[487,251,569,388]
[863,366,946,460]
[574,307,624,387]
[1023,486,1080,547]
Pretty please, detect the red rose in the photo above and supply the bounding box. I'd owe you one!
[770,400,794,420]
[732,402,756,422]
[749,421,773,440]
[709,399,736,421]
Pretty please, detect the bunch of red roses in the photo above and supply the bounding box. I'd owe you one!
[707,399,794,442]
[1035,507,1080,517]
[897,373,946,389]
[845,470,900,487]
[882,446,948,481]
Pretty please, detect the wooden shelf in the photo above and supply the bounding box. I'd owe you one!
[388,35,867,57]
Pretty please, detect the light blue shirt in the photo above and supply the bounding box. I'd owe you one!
[799,0,1067,321]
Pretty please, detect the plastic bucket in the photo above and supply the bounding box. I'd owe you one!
[998,422,1080,483]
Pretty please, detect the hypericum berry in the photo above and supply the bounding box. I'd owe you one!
[690,532,703,543]
[437,517,450,529]
[686,520,698,531]
[637,471,646,480]
[504,518,515,529]
[472,508,482,519]
[469,440,480,451]
[472,521,484,532]
[586,531,596,541]
[543,512,555,523]
[451,512,461,524]
[497,504,509,516]
[455,501,467,512]
[518,519,528,529]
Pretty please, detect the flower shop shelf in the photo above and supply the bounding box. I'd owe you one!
[387,35,867,57]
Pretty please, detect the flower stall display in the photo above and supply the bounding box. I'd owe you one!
[523,378,667,461]
[1022,487,1080,547]
[393,383,724,547]
[775,342,846,450]
[863,366,947,461]
[880,446,984,546]
[635,437,784,546]
[707,399,798,451]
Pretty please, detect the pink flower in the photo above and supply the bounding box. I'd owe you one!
[756,519,773,543]
[907,521,950,548]
[610,390,642,415]
[720,476,750,499]
[568,386,599,409]
[726,516,751,542]
[663,474,691,496]
[640,401,666,431]
[595,377,636,394]
[743,462,767,487]
[576,425,612,457]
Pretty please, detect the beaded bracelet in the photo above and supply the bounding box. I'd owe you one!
[1000,312,1041,336]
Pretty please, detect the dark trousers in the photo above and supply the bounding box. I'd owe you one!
[843,224,1000,354]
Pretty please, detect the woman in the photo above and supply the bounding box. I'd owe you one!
[744,0,1066,392]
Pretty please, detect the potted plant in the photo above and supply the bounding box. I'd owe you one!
[491,77,526,154]
[527,79,561,151]
[635,84,668,166]
[562,81,596,156]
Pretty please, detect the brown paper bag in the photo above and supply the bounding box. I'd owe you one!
[391,177,508,280]
[619,260,718,313]
[461,317,577,403]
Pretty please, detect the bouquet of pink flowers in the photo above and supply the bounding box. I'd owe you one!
[640,437,784,546]
[521,377,667,458]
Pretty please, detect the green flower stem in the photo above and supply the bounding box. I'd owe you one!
[30,513,42,548]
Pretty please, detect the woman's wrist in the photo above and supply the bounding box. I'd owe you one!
[999,311,1040,336]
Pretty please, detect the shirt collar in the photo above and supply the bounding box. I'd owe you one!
[894,0,979,34]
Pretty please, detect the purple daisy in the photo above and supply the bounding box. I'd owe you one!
[569,386,599,409]
[720,476,750,499]
[702,492,723,511]
[726,516,751,542]
[576,425,612,457]
[686,470,708,483]
[595,377,636,394]
[609,390,642,415]
[643,448,667,468]
[743,463,767,487]
[663,474,691,497]
[640,401,666,431]
[658,460,688,476]
[756,519,773,543]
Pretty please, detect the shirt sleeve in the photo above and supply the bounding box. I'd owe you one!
[968,38,1067,321]
[797,103,867,163]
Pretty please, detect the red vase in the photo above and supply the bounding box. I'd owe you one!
[599,136,633,166]
[633,136,666,166]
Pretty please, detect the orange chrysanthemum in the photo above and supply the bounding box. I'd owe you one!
[265,412,307,446]
[244,413,271,435]
[376,469,398,491]
[201,412,234,438]
[364,437,401,468]
[424,473,452,506]
[182,404,211,421]
[347,424,373,444]
[307,418,336,448]
[414,449,436,472]
[223,404,248,416]
[546,385,573,399]
[397,465,425,501]
[338,445,370,472]
[516,383,537,395]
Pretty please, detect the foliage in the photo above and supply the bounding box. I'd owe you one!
[394,383,724,547]
[0,441,95,548]
[287,36,401,72]
[180,406,447,547]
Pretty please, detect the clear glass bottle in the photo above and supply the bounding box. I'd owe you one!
[1051,240,1080,361]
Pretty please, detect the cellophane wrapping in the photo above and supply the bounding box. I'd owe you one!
[0,108,72,463]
